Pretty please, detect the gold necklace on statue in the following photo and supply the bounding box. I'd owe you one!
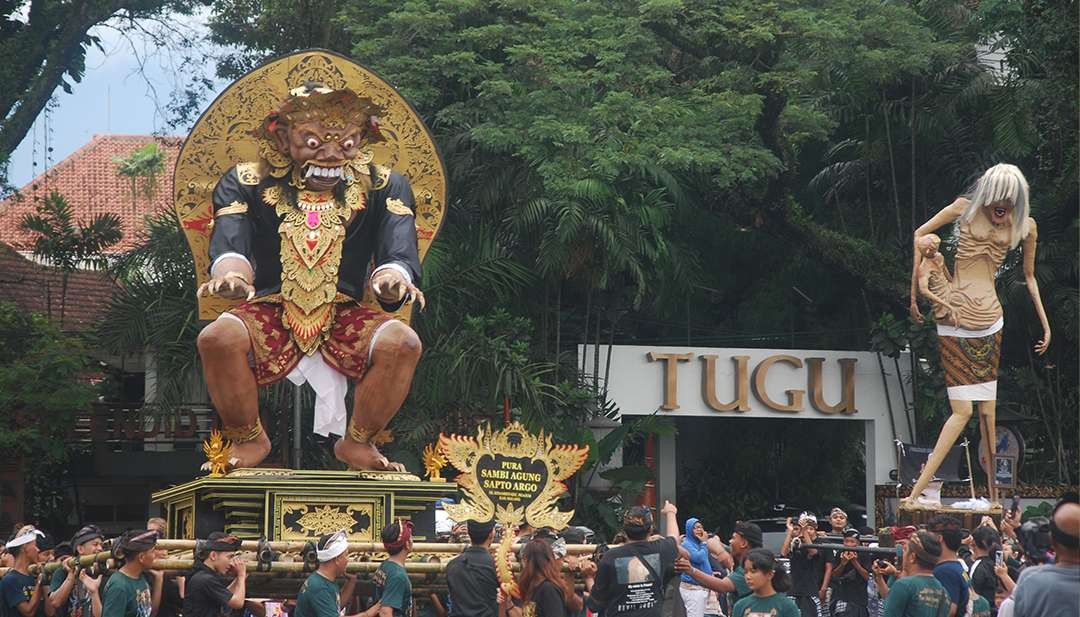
[262,186,353,354]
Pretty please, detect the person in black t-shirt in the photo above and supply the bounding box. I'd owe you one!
[586,501,688,617]
[782,513,833,617]
[829,529,869,617]
[446,520,499,617]
[182,533,246,617]
[516,539,579,617]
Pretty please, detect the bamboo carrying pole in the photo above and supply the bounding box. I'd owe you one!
[798,543,899,557]
[153,540,598,555]
[0,539,601,579]
[1,559,491,577]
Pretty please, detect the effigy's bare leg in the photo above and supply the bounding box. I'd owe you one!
[905,398,973,505]
[334,321,422,471]
[197,318,271,467]
[978,400,999,505]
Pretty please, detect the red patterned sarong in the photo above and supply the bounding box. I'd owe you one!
[228,298,392,386]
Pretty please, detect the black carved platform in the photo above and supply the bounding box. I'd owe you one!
[151,468,457,541]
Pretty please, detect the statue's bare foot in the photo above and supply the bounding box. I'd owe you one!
[334,438,406,472]
[231,432,272,468]
[899,496,927,510]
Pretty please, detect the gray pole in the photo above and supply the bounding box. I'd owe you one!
[292,384,302,469]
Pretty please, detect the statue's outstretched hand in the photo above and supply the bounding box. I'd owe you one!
[372,269,408,304]
[198,273,255,301]
[1034,328,1050,355]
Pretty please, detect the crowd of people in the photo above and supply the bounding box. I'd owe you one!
[1,495,1076,617]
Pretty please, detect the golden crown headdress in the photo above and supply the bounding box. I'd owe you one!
[256,81,386,143]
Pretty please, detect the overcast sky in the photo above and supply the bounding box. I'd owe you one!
[6,14,225,187]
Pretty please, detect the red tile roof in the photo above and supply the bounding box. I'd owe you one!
[0,134,183,252]
[0,242,119,331]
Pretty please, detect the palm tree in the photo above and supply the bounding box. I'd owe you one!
[114,143,166,212]
[96,209,200,411]
[19,191,123,329]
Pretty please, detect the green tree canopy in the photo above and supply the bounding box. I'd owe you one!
[188,0,1078,521]
[0,302,95,459]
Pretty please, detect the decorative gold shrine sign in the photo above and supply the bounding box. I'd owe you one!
[438,422,588,597]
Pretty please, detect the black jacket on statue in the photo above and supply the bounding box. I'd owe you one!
[207,163,421,313]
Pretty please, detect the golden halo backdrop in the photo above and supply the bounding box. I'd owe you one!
[174,49,448,323]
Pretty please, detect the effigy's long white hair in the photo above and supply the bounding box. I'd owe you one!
[962,163,1030,248]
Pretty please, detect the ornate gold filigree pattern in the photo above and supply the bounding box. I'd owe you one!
[174,51,447,321]
[344,182,366,212]
[349,425,393,446]
[438,424,588,601]
[373,165,391,190]
[386,198,411,216]
[222,419,263,443]
[293,505,361,535]
[422,443,447,482]
[437,422,589,528]
[216,201,248,217]
[236,162,263,185]
[279,500,378,541]
[201,430,233,477]
[263,187,352,354]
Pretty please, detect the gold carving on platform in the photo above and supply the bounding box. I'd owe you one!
[355,471,420,481]
[174,50,447,322]
[236,162,263,185]
[201,430,233,477]
[180,507,195,539]
[438,422,589,599]
[280,500,377,541]
[295,505,362,534]
[422,443,447,482]
[225,468,295,478]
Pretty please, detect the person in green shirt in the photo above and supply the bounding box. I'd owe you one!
[881,531,950,617]
[373,520,413,617]
[295,531,381,617]
[100,530,162,617]
[730,548,800,617]
[47,525,105,617]
[969,594,990,617]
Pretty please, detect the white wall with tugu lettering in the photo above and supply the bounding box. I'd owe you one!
[581,345,914,519]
